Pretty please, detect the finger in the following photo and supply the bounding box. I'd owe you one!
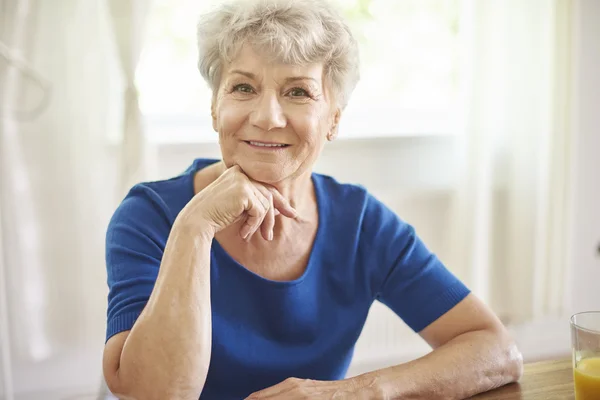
[265,200,275,240]
[243,187,272,241]
[260,194,275,241]
[246,185,275,240]
[239,188,269,240]
[254,185,275,241]
[266,187,297,218]
[239,215,253,241]
[245,385,279,399]
[245,378,300,399]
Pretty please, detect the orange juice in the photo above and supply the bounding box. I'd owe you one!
[574,357,600,400]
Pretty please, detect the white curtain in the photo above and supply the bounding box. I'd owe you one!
[447,0,574,324]
[108,0,154,194]
[0,0,151,397]
[0,2,20,397]
[1,4,52,400]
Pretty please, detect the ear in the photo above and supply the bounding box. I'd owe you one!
[327,108,341,141]
[211,101,218,132]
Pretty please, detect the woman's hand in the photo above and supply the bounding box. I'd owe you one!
[178,164,297,241]
[246,377,372,399]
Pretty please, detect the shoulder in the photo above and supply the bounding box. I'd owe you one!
[313,172,369,210]
[110,177,188,230]
[313,173,408,242]
[314,172,402,226]
[107,158,218,240]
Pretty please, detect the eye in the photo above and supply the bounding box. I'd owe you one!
[232,83,255,94]
[288,87,310,98]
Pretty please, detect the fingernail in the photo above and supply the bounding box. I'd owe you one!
[268,231,273,241]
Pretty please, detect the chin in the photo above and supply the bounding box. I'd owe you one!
[236,159,288,184]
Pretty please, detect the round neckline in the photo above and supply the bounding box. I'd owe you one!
[187,158,324,287]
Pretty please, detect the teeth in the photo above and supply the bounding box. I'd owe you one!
[249,141,286,147]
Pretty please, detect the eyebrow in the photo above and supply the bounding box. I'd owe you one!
[229,69,320,85]
[230,69,257,80]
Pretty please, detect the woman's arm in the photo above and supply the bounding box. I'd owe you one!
[354,294,524,399]
[103,224,214,400]
[103,166,297,400]
[246,294,522,400]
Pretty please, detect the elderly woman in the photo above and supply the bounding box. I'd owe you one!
[102,0,523,399]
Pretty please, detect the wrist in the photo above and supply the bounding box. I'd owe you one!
[172,213,216,244]
[346,372,388,400]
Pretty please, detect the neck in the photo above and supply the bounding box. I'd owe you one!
[270,170,314,212]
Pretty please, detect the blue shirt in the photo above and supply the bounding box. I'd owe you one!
[105,158,470,399]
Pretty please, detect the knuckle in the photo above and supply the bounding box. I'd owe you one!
[230,166,245,180]
[288,377,303,388]
[261,197,270,210]
[225,165,239,176]
[240,182,253,197]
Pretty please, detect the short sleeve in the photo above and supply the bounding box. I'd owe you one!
[362,194,470,333]
[105,185,173,342]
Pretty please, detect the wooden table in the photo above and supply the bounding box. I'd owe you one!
[469,359,576,399]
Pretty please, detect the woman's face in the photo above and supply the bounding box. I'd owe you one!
[212,45,340,184]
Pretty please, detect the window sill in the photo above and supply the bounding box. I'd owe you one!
[143,113,461,145]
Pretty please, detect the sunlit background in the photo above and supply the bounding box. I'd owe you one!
[1,0,599,399]
[140,0,462,143]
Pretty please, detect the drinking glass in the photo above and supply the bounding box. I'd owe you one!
[571,311,600,399]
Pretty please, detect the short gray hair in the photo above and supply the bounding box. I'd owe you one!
[197,0,360,108]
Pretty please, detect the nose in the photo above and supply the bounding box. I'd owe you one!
[249,90,286,131]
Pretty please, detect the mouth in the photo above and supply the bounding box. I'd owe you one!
[244,140,290,149]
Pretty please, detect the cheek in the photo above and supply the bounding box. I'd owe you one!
[288,107,328,146]
[216,101,249,135]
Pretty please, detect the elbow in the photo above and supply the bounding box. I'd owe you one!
[104,370,205,400]
[475,327,524,391]
[104,373,134,400]
[104,370,143,400]
[495,330,523,384]
[505,340,524,383]
[470,329,523,396]
[103,348,210,400]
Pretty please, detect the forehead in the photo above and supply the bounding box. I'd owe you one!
[224,45,324,82]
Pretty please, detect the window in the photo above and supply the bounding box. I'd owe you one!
[138,0,462,143]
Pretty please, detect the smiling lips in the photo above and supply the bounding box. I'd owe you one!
[245,140,290,149]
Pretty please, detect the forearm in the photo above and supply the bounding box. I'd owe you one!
[355,329,523,400]
[117,224,213,400]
